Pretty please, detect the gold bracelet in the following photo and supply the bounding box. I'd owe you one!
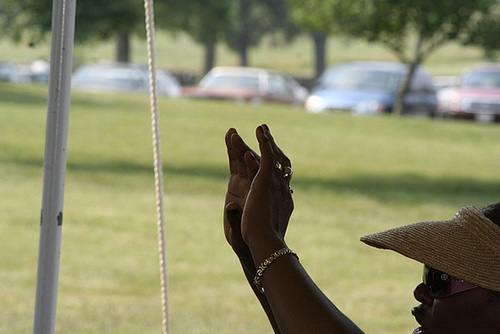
[253,247,299,294]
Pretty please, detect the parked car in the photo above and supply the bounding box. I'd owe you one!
[182,67,308,106]
[0,61,33,84]
[305,61,438,116]
[72,62,181,98]
[0,60,50,84]
[437,63,500,122]
[433,75,460,92]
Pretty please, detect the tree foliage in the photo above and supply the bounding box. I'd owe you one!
[1,0,145,44]
[287,0,353,33]
[157,0,230,44]
[156,0,231,73]
[462,5,500,59]
[1,0,299,70]
[224,0,299,66]
[349,0,497,64]
[158,0,299,71]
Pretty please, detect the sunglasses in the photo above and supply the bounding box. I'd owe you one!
[423,265,478,298]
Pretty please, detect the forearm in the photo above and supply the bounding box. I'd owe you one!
[240,260,281,333]
[249,241,365,334]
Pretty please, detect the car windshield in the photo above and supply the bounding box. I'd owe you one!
[320,67,401,91]
[204,75,259,90]
[462,70,500,88]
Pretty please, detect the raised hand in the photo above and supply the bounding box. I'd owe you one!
[224,128,260,261]
[240,125,294,261]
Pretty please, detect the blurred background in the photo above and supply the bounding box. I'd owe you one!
[4,0,500,120]
[2,1,500,333]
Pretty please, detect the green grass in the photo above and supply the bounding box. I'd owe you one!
[0,31,488,78]
[1,82,500,333]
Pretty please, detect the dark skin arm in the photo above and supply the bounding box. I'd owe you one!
[224,127,281,333]
[224,124,365,334]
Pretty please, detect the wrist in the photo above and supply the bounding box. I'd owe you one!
[247,235,287,269]
[253,247,299,293]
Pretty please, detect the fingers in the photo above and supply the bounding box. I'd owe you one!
[226,128,260,180]
[225,128,248,178]
[227,125,289,183]
[256,125,274,170]
[256,124,291,173]
[225,128,238,175]
[244,150,259,179]
[232,131,260,163]
[262,124,291,168]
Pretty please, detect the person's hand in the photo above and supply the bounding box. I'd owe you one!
[224,128,260,262]
[241,125,294,258]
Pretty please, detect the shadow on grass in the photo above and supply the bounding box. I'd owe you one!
[8,156,499,206]
[293,173,499,207]
[0,84,48,106]
[0,83,145,108]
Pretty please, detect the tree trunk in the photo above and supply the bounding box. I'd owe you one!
[238,0,250,67]
[117,32,130,63]
[393,63,417,116]
[203,40,216,75]
[312,31,327,79]
[239,45,248,67]
[392,34,424,116]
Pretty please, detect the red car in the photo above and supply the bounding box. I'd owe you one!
[437,63,500,122]
[182,67,307,106]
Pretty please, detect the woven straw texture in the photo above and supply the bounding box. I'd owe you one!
[361,206,500,292]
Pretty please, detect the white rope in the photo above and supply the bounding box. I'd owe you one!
[143,0,170,333]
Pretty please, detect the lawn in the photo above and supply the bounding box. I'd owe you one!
[1,82,500,333]
[0,31,488,78]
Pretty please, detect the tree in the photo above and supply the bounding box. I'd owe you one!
[156,0,231,75]
[350,0,500,115]
[0,0,25,41]
[2,0,145,62]
[462,5,500,59]
[287,0,500,115]
[225,0,300,67]
[286,0,349,79]
[158,0,299,73]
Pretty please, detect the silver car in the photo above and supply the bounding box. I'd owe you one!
[72,62,181,98]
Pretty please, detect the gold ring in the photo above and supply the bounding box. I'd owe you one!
[282,166,293,180]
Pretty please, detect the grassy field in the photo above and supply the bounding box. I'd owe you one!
[0,31,490,79]
[1,82,500,333]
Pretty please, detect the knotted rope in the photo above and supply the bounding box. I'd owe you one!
[143,0,170,332]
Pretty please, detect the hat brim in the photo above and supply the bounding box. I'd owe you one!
[360,206,500,292]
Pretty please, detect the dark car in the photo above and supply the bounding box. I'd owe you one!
[305,61,437,116]
[182,67,308,106]
[72,62,181,98]
[437,63,500,122]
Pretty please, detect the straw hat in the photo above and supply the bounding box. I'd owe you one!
[360,206,500,292]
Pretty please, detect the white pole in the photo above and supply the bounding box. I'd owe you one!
[33,0,76,333]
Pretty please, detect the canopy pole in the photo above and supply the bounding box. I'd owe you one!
[33,0,76,333]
